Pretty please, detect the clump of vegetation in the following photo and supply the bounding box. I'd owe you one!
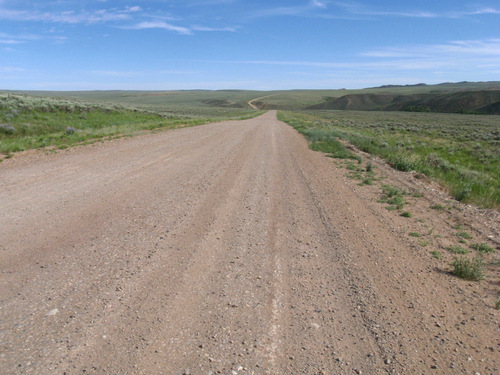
[457,231,473,240]
[409,232,421,237]
[470,243,495,253]
[378,184,407,210]
[451,256,485,280]
[447,245,468,254]
[430,204,445,211]
[431,250,442,259]
[400,211,412,218]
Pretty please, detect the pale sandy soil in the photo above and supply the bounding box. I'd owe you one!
[0,111,498,374]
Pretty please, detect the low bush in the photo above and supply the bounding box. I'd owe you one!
[451,256,485,280]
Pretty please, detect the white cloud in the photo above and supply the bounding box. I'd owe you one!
[0,6,137,24]
[363,39,500,58]
[454,7,500,16]
[125,6,142,13]
[311,0,327,8]
[0,39,24,44]
[191,25,237,32]
[249,0,330,18]
[130,21,192,35]
[329,1,500,19]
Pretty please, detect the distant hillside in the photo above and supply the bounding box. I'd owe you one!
[308,90,500,114]
[3,81,500,114]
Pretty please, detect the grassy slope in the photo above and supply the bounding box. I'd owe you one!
[0,94,261,155]
[309,90,500,114]
[11,90,267,109]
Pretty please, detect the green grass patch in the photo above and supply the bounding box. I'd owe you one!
[409,232,422,237]
[299,128,361,162]
[431,250,442,259]
[470,243,495,253]
[457,231,473,240]
[447,245,469,254]
[378,185,407,210]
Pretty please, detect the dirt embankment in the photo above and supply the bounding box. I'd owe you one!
[0,111,498,374]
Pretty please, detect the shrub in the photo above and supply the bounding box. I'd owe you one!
[451,256,484,280]
[0,124,15,134]
[65,126,78,135]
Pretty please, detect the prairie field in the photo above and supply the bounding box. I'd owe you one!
[278,110,500,209]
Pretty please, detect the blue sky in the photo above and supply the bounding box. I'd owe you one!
[1,0,499,90]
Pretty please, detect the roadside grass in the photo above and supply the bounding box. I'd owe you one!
[0,94,261,156]
[277,110,500,209]
[301,128,361,162]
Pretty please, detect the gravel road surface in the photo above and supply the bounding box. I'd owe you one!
[1,111,498,374]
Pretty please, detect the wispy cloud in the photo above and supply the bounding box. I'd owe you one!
[0,5,141,24]
[191,25,237,32]
[129,21,192,35]
[363,39,500,58]
[0,39,24,44]
[245,0,498,20]
[311,0,327,8]
[0,31,66,45]
[201,38,500,72]
[249,0,330,18]
[127,21,237,35]
[452,7,500,17]
[330,1,500,19]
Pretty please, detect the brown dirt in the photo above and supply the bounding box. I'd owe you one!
[0,111,498,375]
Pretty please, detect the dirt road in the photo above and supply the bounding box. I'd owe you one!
[247,95,276,110]
[1,111,498,374]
